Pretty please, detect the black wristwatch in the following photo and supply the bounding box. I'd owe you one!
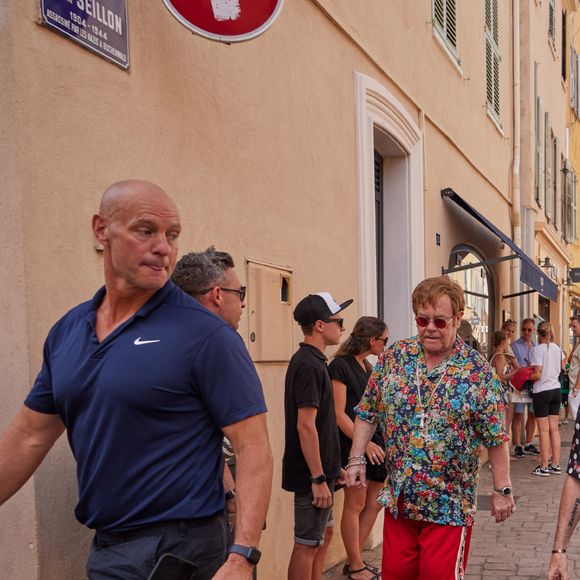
[228,544,261,565]
[493,486,513,497]
[309,474,327,484]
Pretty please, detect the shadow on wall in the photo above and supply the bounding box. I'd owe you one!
[36,438,92,580]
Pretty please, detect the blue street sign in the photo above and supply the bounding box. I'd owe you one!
[41,0,129,69]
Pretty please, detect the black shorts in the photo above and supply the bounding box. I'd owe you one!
[532,388,561,418]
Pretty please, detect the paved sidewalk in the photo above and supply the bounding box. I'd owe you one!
[324,421,580,579]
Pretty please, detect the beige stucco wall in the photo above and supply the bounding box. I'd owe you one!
[520,0,574,341]
[0,1,532,578]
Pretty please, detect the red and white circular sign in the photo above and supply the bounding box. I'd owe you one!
[162,0,284,43]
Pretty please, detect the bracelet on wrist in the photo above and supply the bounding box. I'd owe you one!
[346,456,367,469]
[552,548,567,554]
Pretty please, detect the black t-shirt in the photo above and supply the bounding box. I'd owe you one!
[282,343,341,493]
[328,355,384,466]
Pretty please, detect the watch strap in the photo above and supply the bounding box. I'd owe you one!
[228,544,261,565]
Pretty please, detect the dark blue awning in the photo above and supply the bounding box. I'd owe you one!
[442,188,558,302]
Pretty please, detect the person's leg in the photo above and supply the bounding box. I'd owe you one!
[417,522,473,580]
[547,390,562,468]
[512,407,524,455]
[340,486,367,572]
[311,524,333,580]
[504,402,514,436]
[536,416,550,468]
[525,408,537,447]
[358,481,385,552]
[289,491,333,580]
[382,504,420,580]
[288,544,319,580]
[548,414,562,467]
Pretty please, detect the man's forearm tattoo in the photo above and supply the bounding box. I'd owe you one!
[568,498,580,529]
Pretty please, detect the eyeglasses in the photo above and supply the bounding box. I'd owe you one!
[199,286,247,302]
[322,318,344,329]
[374,336,389,345]
[415,315,455,329]
[220,286,246,302]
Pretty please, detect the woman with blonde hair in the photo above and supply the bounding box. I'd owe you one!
[489,330,517,432]
[529,321,564,477]
[329,316,387,580]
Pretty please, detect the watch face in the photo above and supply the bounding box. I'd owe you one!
[501,487,512,496]
[248,547,261,565]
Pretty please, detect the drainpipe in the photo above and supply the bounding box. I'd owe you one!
[512,0,522,321]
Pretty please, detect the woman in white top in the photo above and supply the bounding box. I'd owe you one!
[529,321,564,477]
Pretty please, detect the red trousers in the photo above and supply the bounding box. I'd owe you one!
[382,500,472,580]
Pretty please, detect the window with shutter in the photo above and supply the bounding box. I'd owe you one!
[548,0,556,46]
[573,174,578,241]
[553,141,559,228]
[577,55,580,116]
[545,116,552,219]
[433,0,458,59]
[535,61,542,205]
[485,0,500,120]
[571,46,576,113]
[563,166,577,243]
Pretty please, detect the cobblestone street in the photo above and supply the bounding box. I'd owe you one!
[324,421,580,579]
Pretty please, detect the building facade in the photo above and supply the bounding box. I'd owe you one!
[0,1,576,578]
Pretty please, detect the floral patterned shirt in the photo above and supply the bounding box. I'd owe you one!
[355,337,507,527]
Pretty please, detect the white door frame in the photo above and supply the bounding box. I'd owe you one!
[354,72,425,341]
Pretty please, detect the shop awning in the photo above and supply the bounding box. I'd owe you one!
[441,188,558,302]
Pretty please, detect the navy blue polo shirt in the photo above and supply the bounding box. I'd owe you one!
[24,281,266,531]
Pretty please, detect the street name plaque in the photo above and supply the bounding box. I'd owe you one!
[41,0,130,69]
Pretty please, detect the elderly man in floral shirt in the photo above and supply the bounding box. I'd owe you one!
[346,276,514,580]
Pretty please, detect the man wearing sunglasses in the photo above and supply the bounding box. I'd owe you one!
[283,292,352,580]
[347,276,513,579]
[172,247,250,544]
[172,246,246,330]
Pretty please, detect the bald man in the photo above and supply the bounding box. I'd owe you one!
[0,181,272,580]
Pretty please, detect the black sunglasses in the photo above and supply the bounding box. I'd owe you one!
[374,336,389,344]
[200,286,246,302]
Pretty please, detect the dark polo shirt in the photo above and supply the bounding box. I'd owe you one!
[25,281,266,531]
[282,343,341,493]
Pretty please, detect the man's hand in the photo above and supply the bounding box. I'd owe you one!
[490,492,515,523]
[346,464,366,489]
[311,481,332,509]
[365,441,385,465]
[212,555,253,579]
[547,552,568,580]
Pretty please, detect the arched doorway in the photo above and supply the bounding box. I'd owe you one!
[448,245,495,355]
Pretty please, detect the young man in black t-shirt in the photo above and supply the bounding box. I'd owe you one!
[283,292,352,580]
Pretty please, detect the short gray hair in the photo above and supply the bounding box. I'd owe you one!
[172,246,235,297]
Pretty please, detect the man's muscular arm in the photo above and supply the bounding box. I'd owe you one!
[214,413,272,580]
[0,406,65,505]
[548,476,580,580]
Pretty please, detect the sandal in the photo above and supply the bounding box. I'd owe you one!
[343,562,380,576]
[347,563,381,580]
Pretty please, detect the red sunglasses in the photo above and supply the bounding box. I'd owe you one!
[415,315,454,329]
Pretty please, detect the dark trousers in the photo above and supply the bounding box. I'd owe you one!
[87,515,227,580]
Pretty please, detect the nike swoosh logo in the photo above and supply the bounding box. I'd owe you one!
[134,337,161,346]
